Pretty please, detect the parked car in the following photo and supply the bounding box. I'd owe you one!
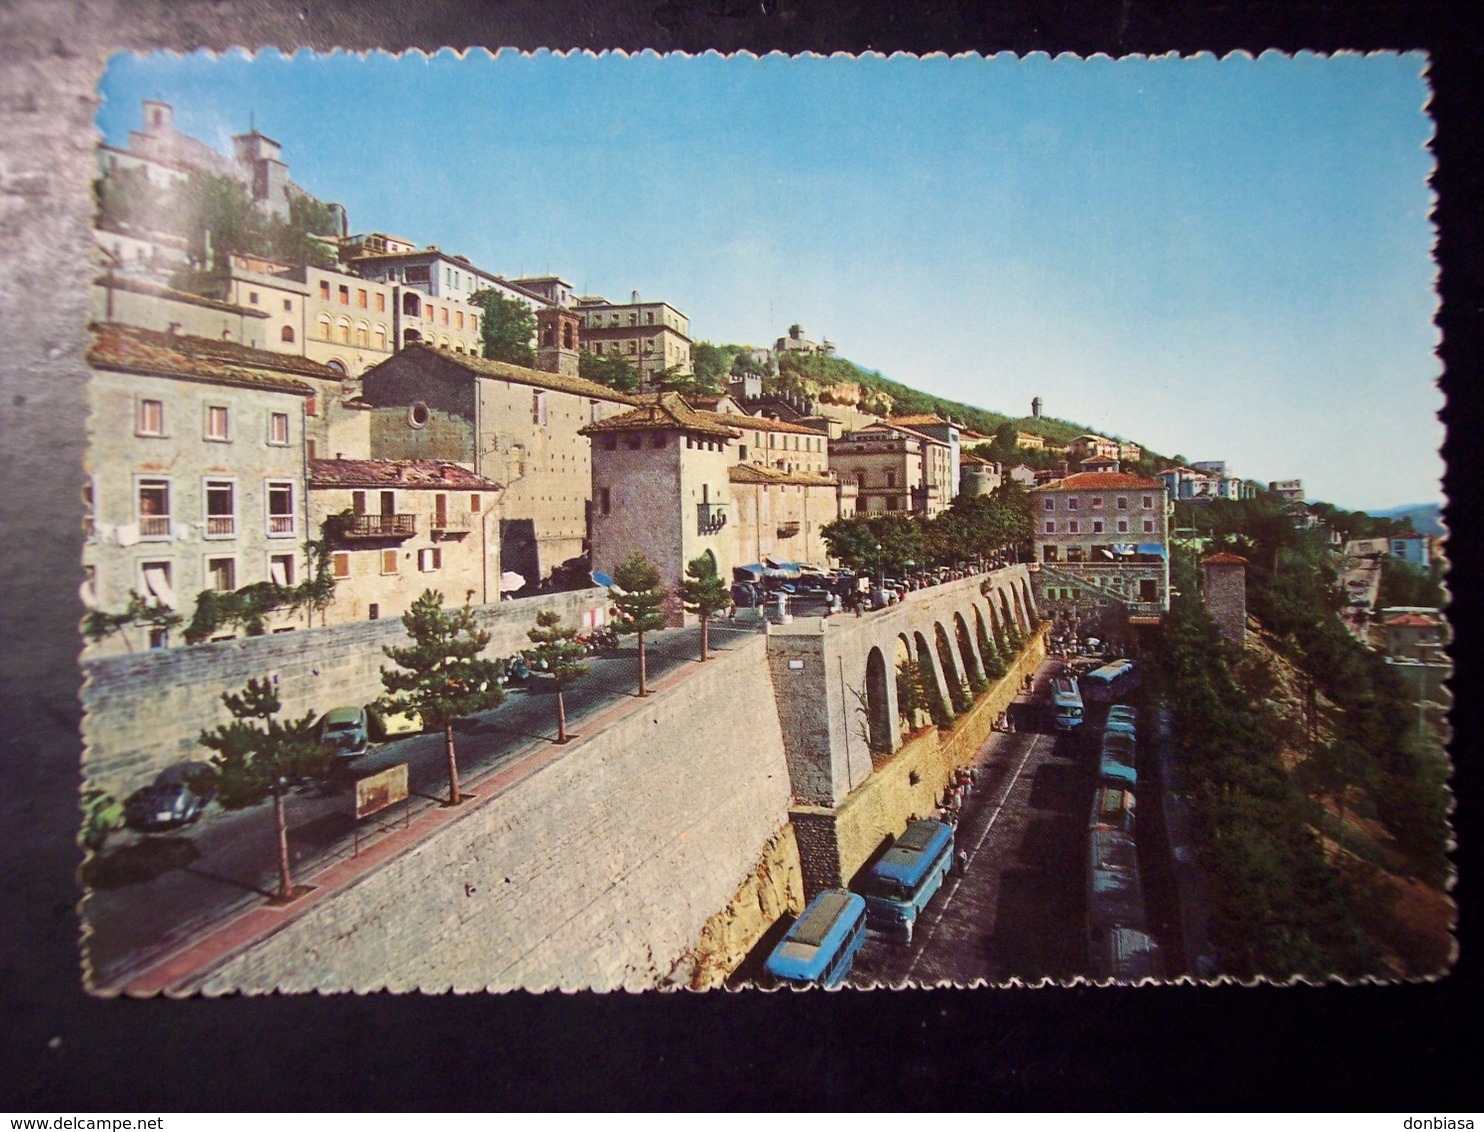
[318,705,371,760]
[365,702,423,740]
[123,762,216,832]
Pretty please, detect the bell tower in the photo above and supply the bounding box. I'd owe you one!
[536,306,580,377]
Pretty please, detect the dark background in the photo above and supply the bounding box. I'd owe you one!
[0,0,1477,1111]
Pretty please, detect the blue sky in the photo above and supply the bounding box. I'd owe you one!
[98,49,1441,512]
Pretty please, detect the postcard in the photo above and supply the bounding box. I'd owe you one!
[78,48,1451,995]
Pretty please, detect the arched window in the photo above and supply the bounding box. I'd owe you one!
[356,323,369,347]
[280,325,295,344]
[374,326,387,351]
[317,315,332,341]
[326,360,347,377]
[403,328,421,347]
[337,319,351,345]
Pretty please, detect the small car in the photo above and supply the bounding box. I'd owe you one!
[318,705,371,760]
[123,762,216,832]
[365,702,423,740]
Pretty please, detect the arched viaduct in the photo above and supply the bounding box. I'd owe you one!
[764,565,1039,810]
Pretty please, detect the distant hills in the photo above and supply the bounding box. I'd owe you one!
[1370,502,1445,536]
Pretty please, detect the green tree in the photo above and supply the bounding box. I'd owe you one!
[609,553,668,696]
[82,589,184,652]
[265,192,340,269]
[196,677,332,902]
[379,591,505,805]
[896,659,929,731]
[526,610,589,744]
[681,553,731,661]
[469,289,537,366]
[579,350,642,393]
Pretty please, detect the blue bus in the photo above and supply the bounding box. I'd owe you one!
[763,888,868,988]
[1086,826,1149,974]
[1098,730,1137,787]
[1089,784,1137,835]
[864,819,955,943]
[1082,659,1139,704]
[1105,704,1138,737]
[1051,675,1084,731]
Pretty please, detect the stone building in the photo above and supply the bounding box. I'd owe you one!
[728,464,848,568]
[1031,471,1171,638]
[92,274,269,348]
[1015,431,1046,450]
[349,243,546,313]
[511,275,577,309]
[1201,552,1248,644]
[358,344,638,585]
[309,458,504,624]
[1069,434,1121,462]
[1382,610,1446,660]
[100,99,342,224]
[887,413,962,499]
[582,394,740,626]
[711,408,830,476]
[83,323,324,655]
[577,295,693,380]
[959,450,1002,497]
[829,424,948,517]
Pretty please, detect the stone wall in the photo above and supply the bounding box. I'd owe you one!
[81,587,608,794]
[791,625,1047,896]
[192,635,794,993]
[682,824,804,989]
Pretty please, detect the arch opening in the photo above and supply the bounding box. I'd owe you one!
[864,646,893,755]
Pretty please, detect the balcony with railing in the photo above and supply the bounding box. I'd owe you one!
[331,513,416,541]
[205,515,236,538]
[139,515,172,539]
[430,511,473,538]
[697,502,729,536]
[267,514,297,536]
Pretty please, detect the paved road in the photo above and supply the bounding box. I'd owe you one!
[848,658,1095,987]
[83,618,766,987]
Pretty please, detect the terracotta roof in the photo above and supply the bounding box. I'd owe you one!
[961,451,995,466]
[713,411,828,437]
[1384,612,1441,628]
[87,323,322,395]
[309,458,502,491]
[1201,552,1248,566]
[580,392,741,438]
[1030,472,1162,491]
[886,413,953,429]
[394,343,639,405]
[729,463,837,487]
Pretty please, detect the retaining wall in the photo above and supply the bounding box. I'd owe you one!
[192,635,796,993]
[791,625,1047,895]
[81,588,608,795]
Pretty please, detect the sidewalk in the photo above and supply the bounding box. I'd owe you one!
[108,640,722,997]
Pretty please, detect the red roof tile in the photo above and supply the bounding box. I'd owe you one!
[580,392,741,438]
[1031,472,1162,491]
[88,323,324,394]
[1202,552,1248,565]
[309,458,502,490]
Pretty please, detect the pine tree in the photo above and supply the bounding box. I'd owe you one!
[526,610,589,743]
[609,553,668,696]
[379,590,504,805]
[680,554,731,661]
[196,677,331,902]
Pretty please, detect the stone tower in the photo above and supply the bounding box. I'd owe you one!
[1031,396,1042,419]
[536,306,580,377]
[1201,552,1248,644]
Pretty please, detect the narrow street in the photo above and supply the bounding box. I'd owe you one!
[848,657,1094,987]
[83,619,763,988]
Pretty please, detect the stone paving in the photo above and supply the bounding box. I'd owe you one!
[849,657,1094,987]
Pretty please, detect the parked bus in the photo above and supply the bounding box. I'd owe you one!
[1105,704,1138,737]
[1094,926,1164,981]
[1082,659,1139,704]
[1086,826,1149,972]
[864,819,955,943]
[1098,729,1138,787]
[1089,784,1137,835]
[1051,675,1085,732]
[763,888,869,988]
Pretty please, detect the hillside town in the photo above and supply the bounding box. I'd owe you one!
[81,99,1451,994]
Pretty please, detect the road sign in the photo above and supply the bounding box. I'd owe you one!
[355,763,409,821]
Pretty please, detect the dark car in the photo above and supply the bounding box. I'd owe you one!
[123,762,216,832]
[318,705,371,760]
